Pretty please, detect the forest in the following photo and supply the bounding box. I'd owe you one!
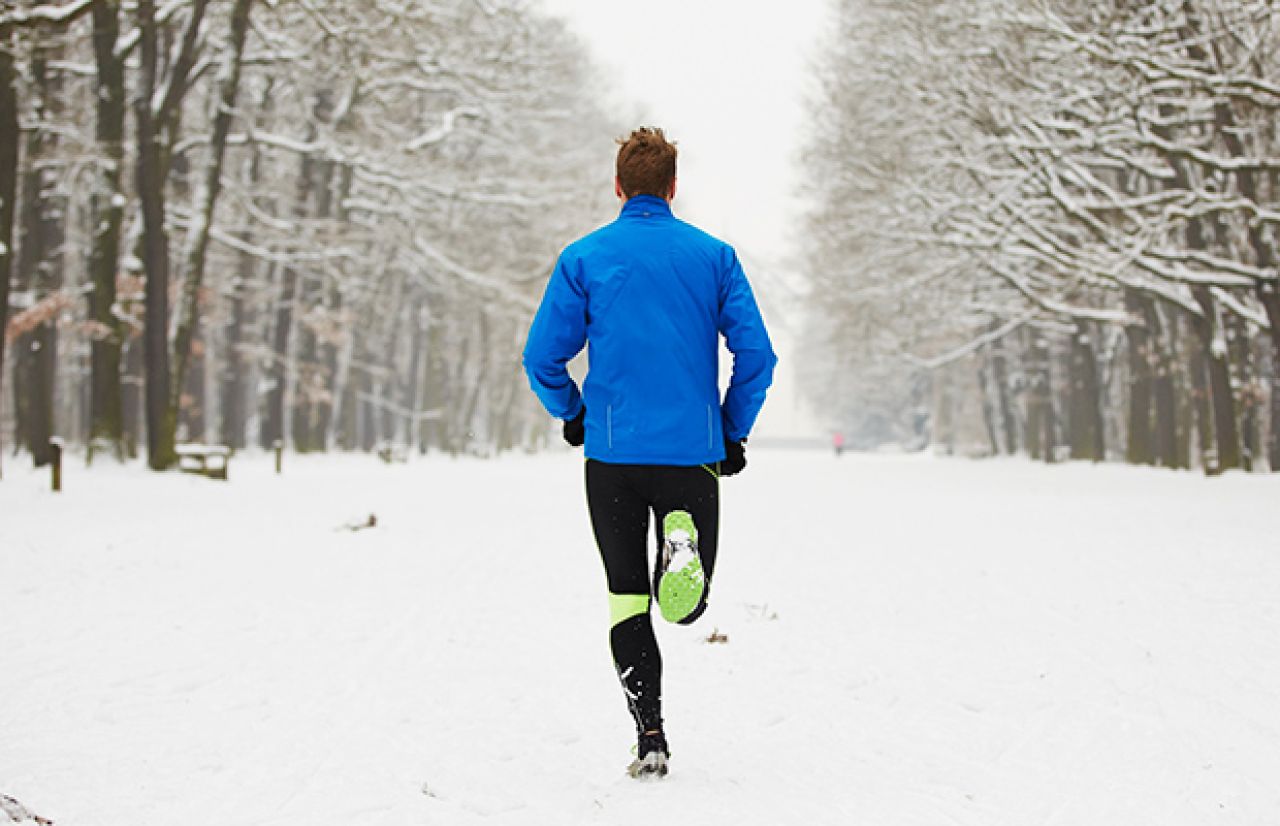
[801,0,1280,473]
[0,0,614,474]
[8,0,1280,478]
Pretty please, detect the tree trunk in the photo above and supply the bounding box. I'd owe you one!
[458,309,492,452]
[419,320,444,453]
[262,262,296,449]
[1152,359,1178,468]
[136,0,174,469]
[380,303,404,446]
[14,163,59,470]
[1145,303,1179,468]
[492,362,523,454]
[1227,316,1257,472]
[330,294,358,451]
[359,337,377,452]
[315,164,351,447]
[290,159,333,454]
[0,22,19,478]
[443,315,470,454]
[989,326,1018,454]
[137,0,211,469]
[170,0,254,442]
[1145,23,1237,472]
[220,239,252,449]
[1204,43,1279,471]
[1189,287,1241,473]
[1187,330,1214,471]
[1259,288,1280,471]
[314,283,341,448]
[221,83,272,450]
[179,334,205,440]
[403,299,425,448]
[1125,293,1154,465]
[13,48,55,466]
[976,354,999,456]
[1022,332,1051,461]
[86,0,127,459]
[1043,367,1058,464]
[1068,324,1104,462]
[265,113,320,451]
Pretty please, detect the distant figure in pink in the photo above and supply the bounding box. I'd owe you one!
[833,431,845,457]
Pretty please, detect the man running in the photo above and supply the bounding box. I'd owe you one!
[522,127,776,778]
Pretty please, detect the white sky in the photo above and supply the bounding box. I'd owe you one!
[536,0,831,267]
[535,0,833,438]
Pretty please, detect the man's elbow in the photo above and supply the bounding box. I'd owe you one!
[523,351,569,391]
[522,344,551,377]
[754,346,779,383]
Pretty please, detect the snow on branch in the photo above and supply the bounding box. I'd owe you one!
[1135,126,1280,174]
[113,0,190,59]
[404,106,482,151]
[1212,287,1271,330]
[0,0,93,27]
[907,312,1039,370]
[985,260,1133,325]
[411,237,537,312]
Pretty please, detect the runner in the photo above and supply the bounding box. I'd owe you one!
[523,128,777,778]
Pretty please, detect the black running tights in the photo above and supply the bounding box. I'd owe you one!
[584,459,719,735]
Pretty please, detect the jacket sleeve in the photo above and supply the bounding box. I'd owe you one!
[718,247,778,441]
[522,253,587,420]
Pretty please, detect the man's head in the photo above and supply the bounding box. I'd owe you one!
[615,127,677,202]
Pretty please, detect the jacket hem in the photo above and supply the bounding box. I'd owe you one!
[585,450,725,466]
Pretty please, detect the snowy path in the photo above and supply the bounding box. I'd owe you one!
[2,451,1279,825]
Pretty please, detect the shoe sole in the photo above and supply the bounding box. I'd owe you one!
[658,510,705,623]
[627,752,670,779]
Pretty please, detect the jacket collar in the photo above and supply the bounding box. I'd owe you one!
[619,194,673,219]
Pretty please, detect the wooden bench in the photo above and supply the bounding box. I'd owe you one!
[176,444,232,480]
[376,441,409,464]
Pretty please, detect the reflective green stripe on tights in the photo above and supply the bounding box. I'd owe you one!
[610,592,651,626]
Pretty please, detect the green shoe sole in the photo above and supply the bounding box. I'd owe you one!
[658,510,705,623]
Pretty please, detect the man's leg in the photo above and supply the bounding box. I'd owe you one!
[651,464,720,625]
[585,460,664,736]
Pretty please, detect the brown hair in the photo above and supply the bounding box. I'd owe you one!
[616,127,677,199]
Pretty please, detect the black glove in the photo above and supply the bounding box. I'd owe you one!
[562,407,586,447]
[720,438,746,476]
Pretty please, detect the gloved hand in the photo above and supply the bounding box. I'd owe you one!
[720,438,746,476]
[563,407,586,447]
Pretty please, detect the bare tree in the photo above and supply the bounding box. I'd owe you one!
[0,15,17,478]
[1,0,618,472]
[801,0,1278,472]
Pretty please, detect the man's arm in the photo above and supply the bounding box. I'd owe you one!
[522,254,587,420]
[718,247,777,441]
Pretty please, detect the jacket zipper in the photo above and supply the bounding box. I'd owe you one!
[607,405,613,450]
[707,405,713,450]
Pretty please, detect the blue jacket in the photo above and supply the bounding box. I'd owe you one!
[523,195,777,465]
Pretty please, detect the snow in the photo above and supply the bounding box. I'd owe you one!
[0,0,93,26]
[404,106,482,151]
[2,451,1279,825]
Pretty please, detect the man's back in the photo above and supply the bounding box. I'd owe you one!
[524,194,775,465]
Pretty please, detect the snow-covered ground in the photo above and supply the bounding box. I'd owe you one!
[2,450,1278,825]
